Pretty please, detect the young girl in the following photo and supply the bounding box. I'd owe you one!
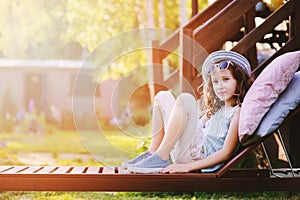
[122,50,253,173]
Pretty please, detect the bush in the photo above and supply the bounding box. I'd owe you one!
[0,113,16,133]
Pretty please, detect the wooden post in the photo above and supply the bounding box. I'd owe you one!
[180,28,196,94]
[288,0,300,168]
[191,0,198,17]
[150,40,164,100]
[243,6,257,70]
[290,0,300,49]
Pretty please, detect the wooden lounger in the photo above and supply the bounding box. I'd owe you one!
[0,151,299,192]
[2,105,299,192]
[1,106,300,192]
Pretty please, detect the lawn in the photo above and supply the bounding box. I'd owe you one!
[0,130,144,166]
[0,131,299,199]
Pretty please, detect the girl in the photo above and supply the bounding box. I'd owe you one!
[122,50,253,173]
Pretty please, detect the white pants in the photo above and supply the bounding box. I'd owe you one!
[154,91,204,164]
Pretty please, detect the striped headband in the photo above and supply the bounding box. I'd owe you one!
[201,50,251,81]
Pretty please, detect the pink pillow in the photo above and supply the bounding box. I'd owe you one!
[239,51,300,144]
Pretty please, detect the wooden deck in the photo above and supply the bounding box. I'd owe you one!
[0,165,300,192]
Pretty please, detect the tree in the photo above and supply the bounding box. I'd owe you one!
[0,0,69,59]
[61,0,193,82]
[0,0,208,74]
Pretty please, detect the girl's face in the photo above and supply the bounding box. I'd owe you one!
[210,69,237,105]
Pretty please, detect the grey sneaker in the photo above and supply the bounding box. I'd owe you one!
[127,153,170,173]
[121,151,151,169]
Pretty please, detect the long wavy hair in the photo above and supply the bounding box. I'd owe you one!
[199,61,253,118]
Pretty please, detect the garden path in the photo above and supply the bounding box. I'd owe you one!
[17,152,93,165]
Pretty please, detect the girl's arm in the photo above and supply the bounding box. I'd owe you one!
[162,107,240,173]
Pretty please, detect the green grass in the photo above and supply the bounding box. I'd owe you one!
[0,130,143,166]
[0,130,142,154]
[1,191,300,200]
[1,131,86,154]
[0,131,300,199]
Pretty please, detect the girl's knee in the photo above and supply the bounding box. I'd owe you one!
[154,90,174,102]
[177,93,196,104]
[175,93,197,112]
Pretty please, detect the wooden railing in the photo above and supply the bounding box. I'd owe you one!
[232,0,300,77]
[150,0,233,96]
[150,0,300,97]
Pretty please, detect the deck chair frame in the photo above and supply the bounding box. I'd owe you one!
[0,106,299,192]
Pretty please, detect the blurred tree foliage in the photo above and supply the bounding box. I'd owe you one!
[0,0,208,75]
[61,0,209,52]
[0,0,69,59]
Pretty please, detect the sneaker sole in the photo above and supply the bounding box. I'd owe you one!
[127,166,164,174]
[120,151,152,169]
[120,163,137,170]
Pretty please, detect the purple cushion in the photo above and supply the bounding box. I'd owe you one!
[239,51,300,144]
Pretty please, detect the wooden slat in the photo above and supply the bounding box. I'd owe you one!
[1,166,29,174]
[17,166,44,174]
[102,166,117,174]
[52,166,73,174]
[0,166,14,172]
[35,166,60,174]
[84,166,102,174]
[69,166,86,174]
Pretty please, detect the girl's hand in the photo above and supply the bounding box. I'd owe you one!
[161,163,191,174]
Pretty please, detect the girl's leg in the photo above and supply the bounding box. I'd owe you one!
[149,91,176,152]
[155,93,199,161]
[121,91,175,168]
[126,93,199,173]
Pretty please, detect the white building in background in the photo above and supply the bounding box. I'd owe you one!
[0,59,120,121]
